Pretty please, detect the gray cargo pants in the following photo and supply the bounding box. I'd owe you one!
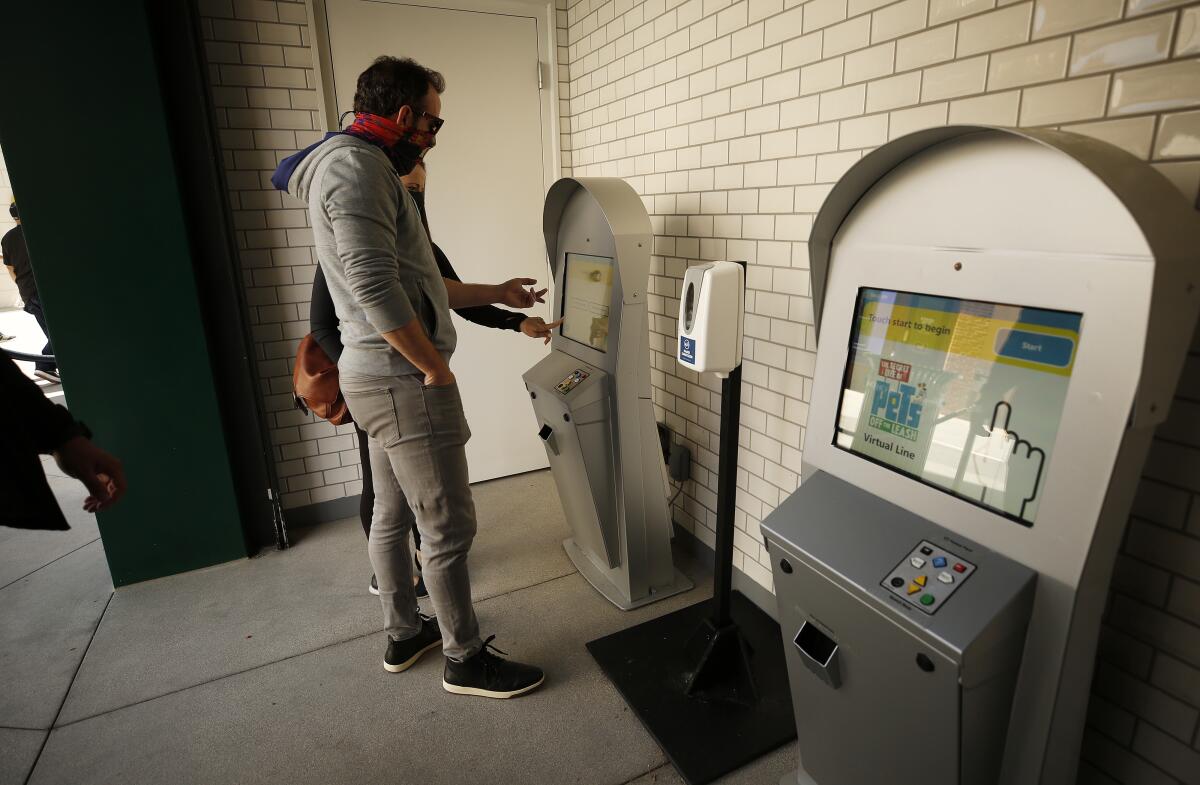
[341,372,483,662]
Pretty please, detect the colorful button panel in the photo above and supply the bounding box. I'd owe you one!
[880,540,977,615]
[556,369,590,395]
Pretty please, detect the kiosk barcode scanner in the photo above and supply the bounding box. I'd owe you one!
[761,126,1200,785]
[588,260,797,785]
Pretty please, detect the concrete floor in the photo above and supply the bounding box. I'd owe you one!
[1,468,797,785]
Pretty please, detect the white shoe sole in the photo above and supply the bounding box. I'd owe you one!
[441,674,545,699]
[383,639,441,673]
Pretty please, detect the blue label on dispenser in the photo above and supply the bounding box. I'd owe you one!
[680,336,696,364]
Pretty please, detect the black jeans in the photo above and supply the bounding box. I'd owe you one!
[355,424,421,552]
[23,298,55,374]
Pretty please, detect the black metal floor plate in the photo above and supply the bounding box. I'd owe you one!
[586,591,796,785]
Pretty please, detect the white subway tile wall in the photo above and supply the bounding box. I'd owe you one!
[195,0,1200,779]
[199,0,364,511]
[555,0,1200,780]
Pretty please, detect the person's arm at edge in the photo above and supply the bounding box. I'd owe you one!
[443,276,544,310]
[1,357,126,510]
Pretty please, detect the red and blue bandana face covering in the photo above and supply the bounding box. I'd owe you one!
[271,111,435,191]
[344,112,435,176]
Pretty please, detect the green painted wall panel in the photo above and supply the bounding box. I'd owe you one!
[0,5,250,583]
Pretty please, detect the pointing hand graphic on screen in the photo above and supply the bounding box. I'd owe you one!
[984,401,1046,523]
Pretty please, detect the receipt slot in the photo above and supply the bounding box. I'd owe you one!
[762,126,1200,785]
[524,177,692,610]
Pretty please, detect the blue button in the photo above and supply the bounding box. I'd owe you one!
[932,556,947,568]
[994,329,1075,368]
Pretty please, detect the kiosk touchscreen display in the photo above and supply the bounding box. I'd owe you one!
[835,288,1082,526]
[562,253,615,352]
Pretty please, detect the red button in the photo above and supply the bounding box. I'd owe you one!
[953,563,966,573]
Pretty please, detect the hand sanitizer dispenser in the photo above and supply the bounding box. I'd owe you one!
[678,261,744,378]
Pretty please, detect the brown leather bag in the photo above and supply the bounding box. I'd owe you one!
[292,334,352,425]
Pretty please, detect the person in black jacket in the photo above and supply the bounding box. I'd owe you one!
[0,355,125,529]
[309,159,559,595]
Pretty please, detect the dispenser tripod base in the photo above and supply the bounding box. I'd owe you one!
[563,538,693,611]
[683,616,757,704]
[586,591,795,785]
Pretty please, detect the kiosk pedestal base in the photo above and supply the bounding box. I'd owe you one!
[586,591,796,785]
[564,538,693,611]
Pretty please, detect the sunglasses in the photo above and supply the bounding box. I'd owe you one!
[412,108,445,136]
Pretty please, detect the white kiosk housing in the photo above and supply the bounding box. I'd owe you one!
[524,177,692,610]
[761,126,1200,785]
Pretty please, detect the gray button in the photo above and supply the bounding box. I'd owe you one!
[910,557,925,568]
[937,572,953,584]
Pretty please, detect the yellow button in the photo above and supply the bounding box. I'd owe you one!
[914,575,927,587]
[907,583,921,595]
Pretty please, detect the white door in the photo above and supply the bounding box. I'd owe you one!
[324,0,551,482]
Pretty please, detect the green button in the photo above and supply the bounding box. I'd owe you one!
[920,594,935,606]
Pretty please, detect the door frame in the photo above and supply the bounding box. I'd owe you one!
[305,0,563,194]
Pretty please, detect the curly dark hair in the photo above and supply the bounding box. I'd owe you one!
[352,56,445,117]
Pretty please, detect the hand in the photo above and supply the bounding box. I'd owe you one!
[498,278,547,309]
[423,366,457,387]
[520,317,563,344]
[53,436,127,513]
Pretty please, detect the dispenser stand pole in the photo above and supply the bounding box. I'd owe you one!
[682,362,757,702]
[711,364,741,628]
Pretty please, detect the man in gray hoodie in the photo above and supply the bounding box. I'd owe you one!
[282,56,544,698]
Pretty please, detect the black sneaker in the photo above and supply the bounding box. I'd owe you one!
[384,614,442,673]
[443,636,544,699]
[369,574,380,596]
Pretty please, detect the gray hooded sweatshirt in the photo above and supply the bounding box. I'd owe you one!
[287,134,455,378]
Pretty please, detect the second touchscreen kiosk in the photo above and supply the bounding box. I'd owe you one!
[525,177,692,610]
[761,127,1200,785]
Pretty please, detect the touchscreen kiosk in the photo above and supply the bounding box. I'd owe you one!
[761,126,1200,785]
[524,178,692,610]
[561,253,614,351]
[838,289,1081,525]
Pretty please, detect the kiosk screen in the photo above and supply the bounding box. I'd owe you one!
[562,253,614,352]
[835,288,1082,526]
